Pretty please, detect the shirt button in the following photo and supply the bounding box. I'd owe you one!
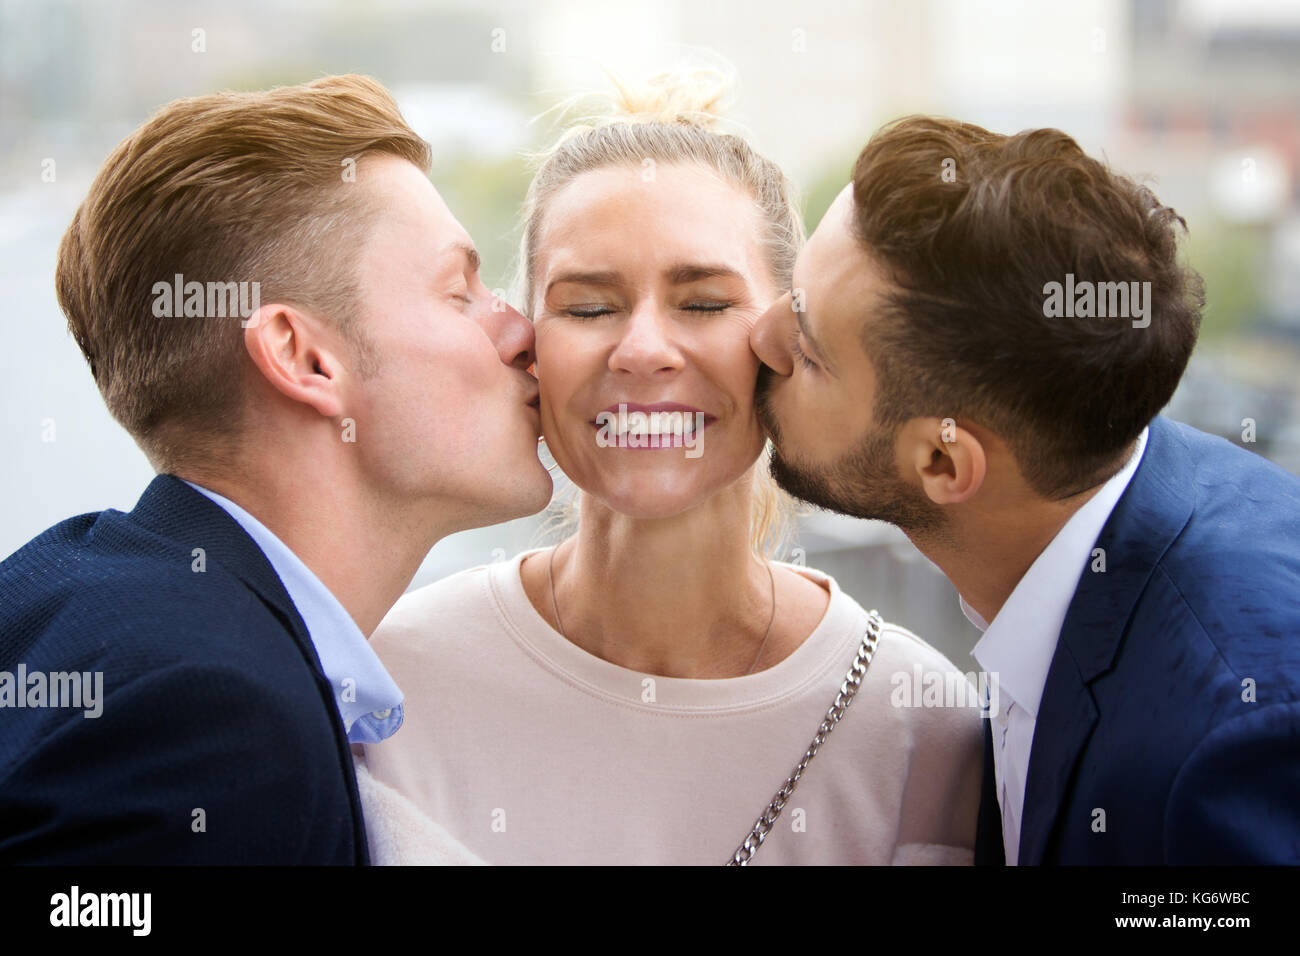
[372,708,392,720]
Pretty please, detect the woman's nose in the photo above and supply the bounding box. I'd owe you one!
[750,294,795,376]
[608,302,683,375]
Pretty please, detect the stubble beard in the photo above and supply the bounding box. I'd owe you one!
[755,367,948,539]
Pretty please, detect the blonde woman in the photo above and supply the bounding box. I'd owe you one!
[359,71,982,865]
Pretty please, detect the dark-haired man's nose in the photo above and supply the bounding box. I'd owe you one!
[750,294,795,376]
[476,295,535,370]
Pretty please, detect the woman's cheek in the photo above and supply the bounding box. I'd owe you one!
[716,306,766,338]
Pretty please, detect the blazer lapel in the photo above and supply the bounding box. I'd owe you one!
[974,720,1006,865]
[1018,416,1194,864]
[125,474,323,673]
[1018,658,1098,864]
[123,472,370,863]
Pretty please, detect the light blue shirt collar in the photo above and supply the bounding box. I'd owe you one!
[182,480,404,743]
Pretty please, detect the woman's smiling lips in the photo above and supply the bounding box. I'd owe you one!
[589,402,716,450]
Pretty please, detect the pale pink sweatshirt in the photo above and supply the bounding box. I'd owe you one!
[362,550,983,865]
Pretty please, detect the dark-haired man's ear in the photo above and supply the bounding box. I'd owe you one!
[243,304,346,419]
[899,417,987,506]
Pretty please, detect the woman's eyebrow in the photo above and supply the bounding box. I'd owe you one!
[545,270,622,295]
[546,263,744,295]
[666,263,744,284]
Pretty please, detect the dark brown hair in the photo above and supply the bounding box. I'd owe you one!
[56,74,432,470]
[850,116,1204,498]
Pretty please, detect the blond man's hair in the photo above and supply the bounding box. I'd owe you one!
[56,74,432,471]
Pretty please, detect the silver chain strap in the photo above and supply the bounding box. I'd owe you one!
[725,609,885,866]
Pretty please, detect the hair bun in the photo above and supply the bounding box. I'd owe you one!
[537,64,740,141]
[603,66,734,132]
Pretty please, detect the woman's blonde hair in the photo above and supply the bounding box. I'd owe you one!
[520,66,802,558]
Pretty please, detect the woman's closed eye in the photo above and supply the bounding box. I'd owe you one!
[564,304,616,319]
[681,300,733,313]
[563,300,736,319]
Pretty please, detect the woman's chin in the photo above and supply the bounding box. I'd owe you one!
[578,468,733,521]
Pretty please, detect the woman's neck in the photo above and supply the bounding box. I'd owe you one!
[547,480,778,678]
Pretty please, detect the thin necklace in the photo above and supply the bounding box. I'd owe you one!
[546,543,778,677]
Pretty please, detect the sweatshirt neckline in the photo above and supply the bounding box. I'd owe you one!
[486,547,868,713]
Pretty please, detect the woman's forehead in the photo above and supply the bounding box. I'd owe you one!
[536,165,766,280]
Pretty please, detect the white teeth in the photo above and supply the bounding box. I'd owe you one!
[593,406,706,457]
[612,411,698,439]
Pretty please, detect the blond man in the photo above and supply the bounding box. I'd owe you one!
[0,76,550,863]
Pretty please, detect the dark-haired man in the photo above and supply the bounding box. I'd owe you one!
[750,116,1300,864]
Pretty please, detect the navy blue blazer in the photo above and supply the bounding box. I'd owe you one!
[0,475,368,864]
[975,415,1300,864]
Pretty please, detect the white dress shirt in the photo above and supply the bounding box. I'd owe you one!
[964,427,1148,864]
[182,480,405,744]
